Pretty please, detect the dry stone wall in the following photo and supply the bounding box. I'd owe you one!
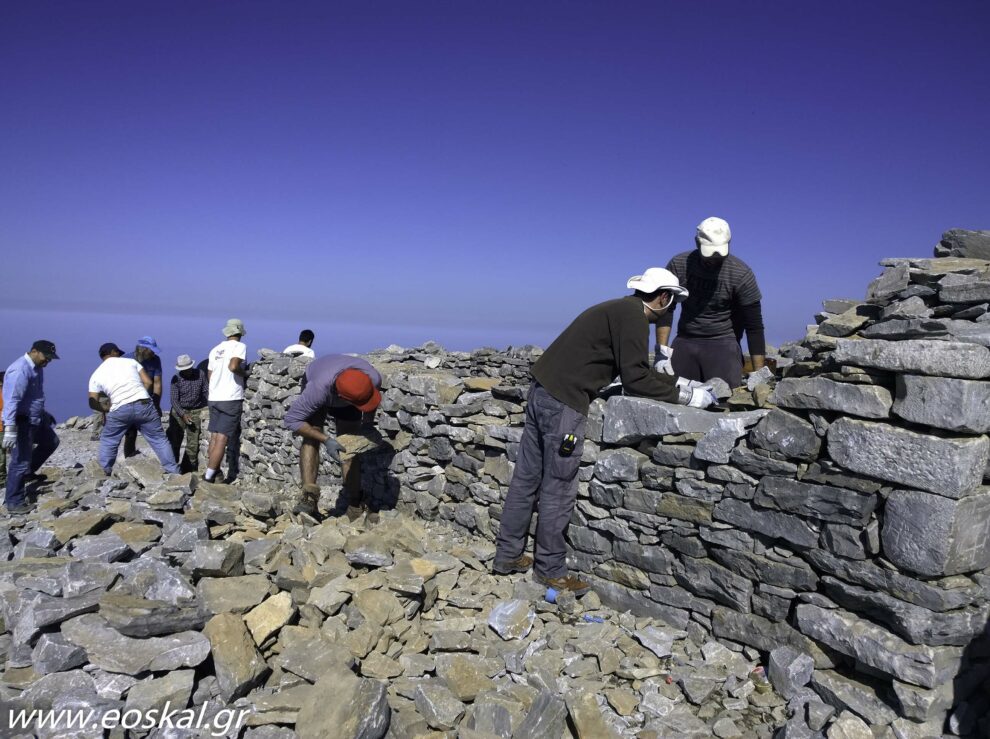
[240,230,990,736]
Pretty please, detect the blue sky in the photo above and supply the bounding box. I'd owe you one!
[2,0,989,360]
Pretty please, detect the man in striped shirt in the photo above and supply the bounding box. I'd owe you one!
[167,354,209,472]
[655,217,766,388]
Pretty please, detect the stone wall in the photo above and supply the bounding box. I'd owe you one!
[239,231,990,735]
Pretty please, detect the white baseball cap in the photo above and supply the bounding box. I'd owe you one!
[627,268,689,302]
[696,217,731,258]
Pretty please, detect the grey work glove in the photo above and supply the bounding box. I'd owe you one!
[653,344,675,375]
[323,436,343,463]
[2,427,16,451]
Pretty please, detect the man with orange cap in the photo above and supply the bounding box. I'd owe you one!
[283,354,382,521]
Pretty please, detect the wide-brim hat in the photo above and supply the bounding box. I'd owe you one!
[627,268,689,303]
[223,319,246,337]
[136,336,161,355]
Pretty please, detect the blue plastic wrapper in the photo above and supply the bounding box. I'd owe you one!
[545,587,558,603]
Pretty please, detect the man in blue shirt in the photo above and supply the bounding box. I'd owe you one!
[123,336,164,458]
[1,340,60,513]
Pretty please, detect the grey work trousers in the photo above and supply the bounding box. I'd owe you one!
[671,335,744,388]
[494,382,586,579]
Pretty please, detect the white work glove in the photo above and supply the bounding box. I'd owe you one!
[677,383,717,408]
[2,427,16,451]
[653,344,675,375]
[688,386,718,409]
[675,376,704,391]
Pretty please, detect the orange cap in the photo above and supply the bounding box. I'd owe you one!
[334,368,381,412]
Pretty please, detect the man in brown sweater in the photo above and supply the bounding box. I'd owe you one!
[494,268,717,595]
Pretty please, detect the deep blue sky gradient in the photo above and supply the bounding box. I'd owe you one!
[2,1,989,415]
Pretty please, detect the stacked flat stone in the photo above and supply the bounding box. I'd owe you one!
[233,228,990,737]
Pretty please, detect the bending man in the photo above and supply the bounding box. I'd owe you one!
[283,355,382,522]
[88,343,179,476]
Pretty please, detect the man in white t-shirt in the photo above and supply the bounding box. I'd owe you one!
[283,329,315,359]
[88,343,179,476]
[204,319,250,483]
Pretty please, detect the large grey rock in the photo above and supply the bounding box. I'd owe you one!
[820,576,990,646]
[184,540,245,578]
[297,669,390,739]
[515,690,568,739]
[833,338,990,379]
[694,415,764,464]
[817,306,877,338]
[712,499,818,549]
[827,711,873,739]
[413,682,465,731]
[710,547,819,591]
[123,669,195,715]
[593,448,647,483]
[881,487,990,576]
[893,374,990,433]
[712,607,833,669]
[794,604,963,688]
[892,679,955,722]
[770,378,892,419]
[633,624,687,659]
[202,612,270,701]
[99,593,206,637]
[31,633,88,674]
[755,477,877,526]
[730,443,799,476]
[768,646,814,700]
[939,280,990,303]
[803,549,982,612]
[867,264,910,301]
[12,589,104,645]
[809,669,898,726]
[487,599,535,640]
[565,691,620,739]
[675,557,752,612]
[935,228,990,259]
[827,417,988,498]
[602,396,762,443]
[61,613,211,675]
[198,574,273,614]
[750,409,821,462]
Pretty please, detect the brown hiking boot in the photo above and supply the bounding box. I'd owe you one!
[533,572,592,596]
[293,484,321,522]
[492,554,534,575]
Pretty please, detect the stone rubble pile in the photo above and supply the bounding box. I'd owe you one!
[232,228,990,737]
[0,454,790,738]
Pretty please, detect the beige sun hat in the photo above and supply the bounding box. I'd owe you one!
[222,318,246,337]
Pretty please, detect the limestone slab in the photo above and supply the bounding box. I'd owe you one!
[881,487,990,576]
[827,417,988,498]
[832,338,990,379]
